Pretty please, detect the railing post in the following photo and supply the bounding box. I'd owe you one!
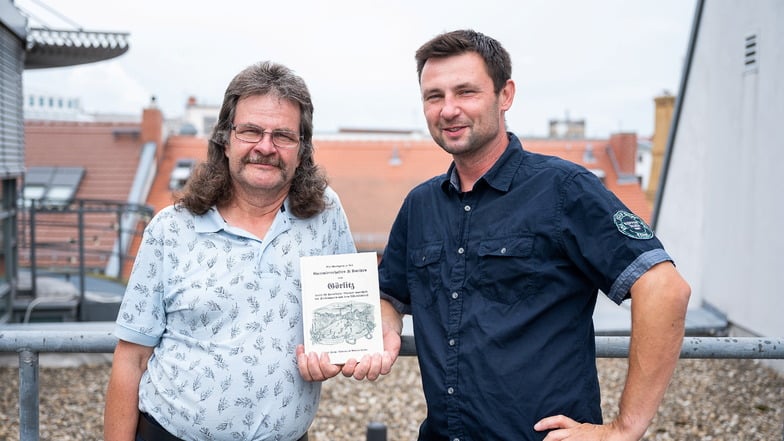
[77,201,86,319]
[115,206,124,279]
[366,422,386,441]
[18,349,40,441]
[29,201,37,296]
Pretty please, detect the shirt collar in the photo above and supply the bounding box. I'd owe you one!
[192,202,290,235]
[440,132,524,194]
[193,206,225,233]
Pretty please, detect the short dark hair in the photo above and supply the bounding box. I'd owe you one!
[415,29,512,94]
[177,61,327,218]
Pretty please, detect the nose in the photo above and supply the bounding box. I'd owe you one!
[251,132,277,154]
[440,94,461,120]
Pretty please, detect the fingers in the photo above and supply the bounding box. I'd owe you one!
[534,415,579,434]
[348,353,389,381]
[536,415,609,441]
[296,346,395,382]
[296,346,341,382]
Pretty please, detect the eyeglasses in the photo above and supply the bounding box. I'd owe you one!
[231,123,302,149]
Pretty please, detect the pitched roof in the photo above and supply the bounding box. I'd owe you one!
[25,120,143,201]
[314,137,453,251]
[23,120,146,272]
[143,133,651,255]
[521,137,652,222]
[145,134,206,212]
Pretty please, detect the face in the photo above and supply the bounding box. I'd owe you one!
[420,52,514,158]
[225,94,302,199]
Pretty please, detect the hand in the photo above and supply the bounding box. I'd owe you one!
[296,345,341,382]
[340,323,401,381]
[535,415,643,441]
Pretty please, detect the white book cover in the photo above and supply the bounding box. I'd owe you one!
[300,252,383,365]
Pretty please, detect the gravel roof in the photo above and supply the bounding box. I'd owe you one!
[1,357,782,440]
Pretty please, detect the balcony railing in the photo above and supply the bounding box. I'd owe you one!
[0,326,782,441]
[15,198,153,321]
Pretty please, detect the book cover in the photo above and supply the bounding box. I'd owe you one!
[300,252,383,365]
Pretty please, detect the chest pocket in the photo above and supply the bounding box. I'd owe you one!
[477,235,538,304]
[408,242,443,308]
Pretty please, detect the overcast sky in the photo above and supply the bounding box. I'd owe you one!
[18,0,696,138]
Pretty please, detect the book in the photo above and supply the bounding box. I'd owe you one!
[300,252,384,365]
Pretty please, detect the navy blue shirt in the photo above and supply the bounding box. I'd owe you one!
[379,133,671,441]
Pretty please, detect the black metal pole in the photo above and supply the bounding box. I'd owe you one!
[366,422,387,441]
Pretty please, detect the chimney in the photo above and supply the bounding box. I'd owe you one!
[608,132,638,176]
[647,93,676,203]
[141,96,164,160]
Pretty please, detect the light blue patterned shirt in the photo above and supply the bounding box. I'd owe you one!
[115,187,356,441]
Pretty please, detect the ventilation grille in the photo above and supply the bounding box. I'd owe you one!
[744,33,758,73]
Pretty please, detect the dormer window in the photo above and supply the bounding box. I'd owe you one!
[169,159,196,190]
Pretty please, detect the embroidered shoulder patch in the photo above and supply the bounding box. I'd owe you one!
[613,210,654,240]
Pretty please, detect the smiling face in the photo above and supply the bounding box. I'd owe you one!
[224,94,302,201]
[420,51,514,162]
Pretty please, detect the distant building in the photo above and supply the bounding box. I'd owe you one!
[0,0,131,323]
[548,113,586,139]
[24,93,88,121]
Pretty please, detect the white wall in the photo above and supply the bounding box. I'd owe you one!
[656,0,784,337]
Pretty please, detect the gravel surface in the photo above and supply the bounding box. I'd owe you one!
[0,356,782,440]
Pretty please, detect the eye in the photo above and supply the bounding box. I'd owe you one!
[274,131,299,143]
[238,125,262,136]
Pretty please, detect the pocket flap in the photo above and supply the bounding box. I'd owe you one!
[411,243,443,267]
[478,236,533,257]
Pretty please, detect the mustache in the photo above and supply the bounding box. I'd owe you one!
[244,155,282,168]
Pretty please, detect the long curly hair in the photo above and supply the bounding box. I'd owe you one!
[177,61,327,218]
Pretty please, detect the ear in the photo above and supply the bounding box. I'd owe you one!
[499,79,515,112]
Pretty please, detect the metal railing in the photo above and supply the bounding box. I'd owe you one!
[0,327,782,441]
[16,199,153,320]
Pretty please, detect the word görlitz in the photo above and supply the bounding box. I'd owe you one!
[327,281,355,290]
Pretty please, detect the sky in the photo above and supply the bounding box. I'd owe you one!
[18,0,696,138]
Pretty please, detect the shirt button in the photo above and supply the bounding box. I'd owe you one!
[457,247,464,254]
[448,339,455,346]
[451,292,459,299]
[447,387,454,394]
[454,438,460,441]
[501,247,507,254]
[464,205,471,212]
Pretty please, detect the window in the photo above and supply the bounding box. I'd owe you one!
[22,166,85,207]
[22,185,46,202]
[203,116,217,136]
[169,159,196,190]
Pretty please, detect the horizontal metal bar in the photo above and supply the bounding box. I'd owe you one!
[399,335,784,359]
[1,329,782,359]
[0,328,118,353]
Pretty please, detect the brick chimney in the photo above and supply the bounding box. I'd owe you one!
[608,132,638,176]
[647,93,675,203]
[141,96,163,146]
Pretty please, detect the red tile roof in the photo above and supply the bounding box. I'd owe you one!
[144,133,652,253]
[25,121,143,201]
[23,120,146,272]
